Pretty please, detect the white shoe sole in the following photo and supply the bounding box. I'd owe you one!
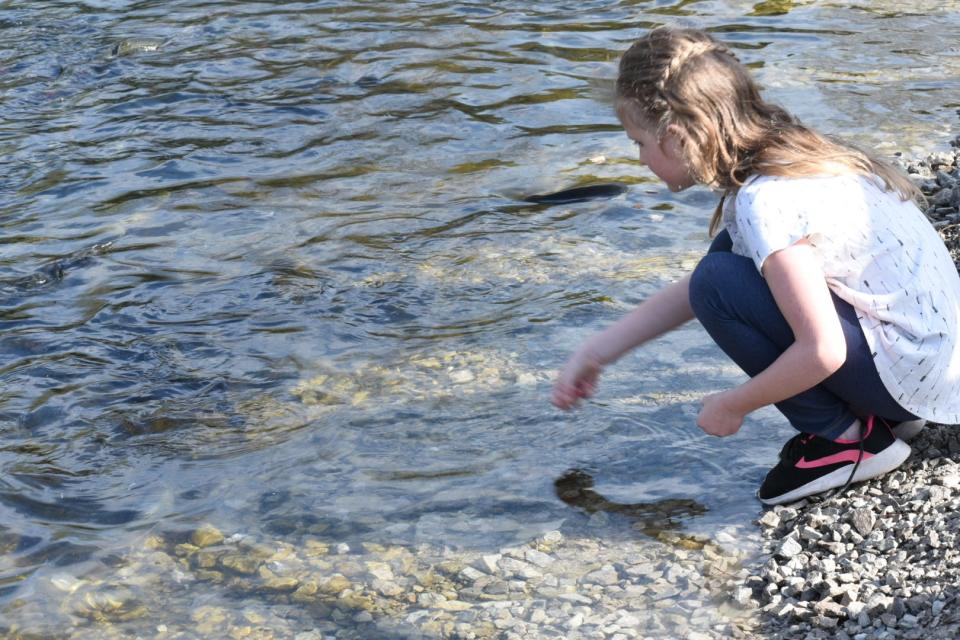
[759,439,911,506]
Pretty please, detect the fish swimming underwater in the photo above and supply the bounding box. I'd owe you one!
[524,183,628,205]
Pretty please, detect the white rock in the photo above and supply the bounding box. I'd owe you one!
[50,573,83,593]
[759,511,781,528]
[450,369,475,384]
[541,530,563,544]
[733,586,755,607]
[582,564,619,586]
[618,613,641,627]
[500,557,542,579]
[777,537,803,559]
[851,509,877,536]
[366,561,394,581]
[477,554,501,574]
[460,567,485,582]
[938,474,960,488]
[524,549,554,568]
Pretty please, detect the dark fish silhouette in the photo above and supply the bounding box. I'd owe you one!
[524,183,628,205]
[0,242,112,294]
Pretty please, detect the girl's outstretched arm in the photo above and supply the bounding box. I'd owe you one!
[697,240,846,436]
[552,273,694,409]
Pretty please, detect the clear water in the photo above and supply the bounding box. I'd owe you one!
[1,0,958,635]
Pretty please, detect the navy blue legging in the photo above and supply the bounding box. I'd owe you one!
[689,230,917,440]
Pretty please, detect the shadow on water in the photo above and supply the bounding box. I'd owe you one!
[554,468,708,538]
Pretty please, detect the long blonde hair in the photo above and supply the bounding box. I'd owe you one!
[615,26,921,235]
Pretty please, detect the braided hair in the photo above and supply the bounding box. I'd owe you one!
[615,27,920,234]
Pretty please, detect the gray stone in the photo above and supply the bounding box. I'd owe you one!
[936,170,957,188]
[817,615,840,629]
[891,597,908,618]
[851,509,876,536]
[582,564,619,586]
[814,599,845,618]
[499,558,542,580]
[524,549,554,568]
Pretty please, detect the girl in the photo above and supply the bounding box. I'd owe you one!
[552,26,960,505]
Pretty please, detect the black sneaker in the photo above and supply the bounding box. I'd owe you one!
[758,416,910,505]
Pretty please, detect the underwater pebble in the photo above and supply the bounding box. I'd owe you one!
[192,524,225,548]
[449,369,475,384]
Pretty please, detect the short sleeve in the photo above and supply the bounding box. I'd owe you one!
[734,177,824,273]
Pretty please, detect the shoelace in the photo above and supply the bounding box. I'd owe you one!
[828,417,867,500]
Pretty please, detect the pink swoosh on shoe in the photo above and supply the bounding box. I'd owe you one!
[795,450,874,469]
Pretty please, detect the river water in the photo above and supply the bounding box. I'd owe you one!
[1,0,958,637]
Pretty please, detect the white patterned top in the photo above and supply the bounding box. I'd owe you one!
[722,173,960,423]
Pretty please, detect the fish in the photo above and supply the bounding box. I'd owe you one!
[524,182,628,205]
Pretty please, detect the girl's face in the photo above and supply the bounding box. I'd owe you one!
[621,121,696,192]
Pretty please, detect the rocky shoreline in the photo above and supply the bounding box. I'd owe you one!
[742,422,960,640]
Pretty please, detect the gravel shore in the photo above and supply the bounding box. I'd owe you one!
[743,422,960,640]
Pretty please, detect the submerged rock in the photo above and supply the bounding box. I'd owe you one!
[192,523,225,548]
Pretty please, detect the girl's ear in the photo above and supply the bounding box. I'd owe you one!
[662,123,687,159]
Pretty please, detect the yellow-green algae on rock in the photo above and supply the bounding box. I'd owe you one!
[290,348,552,409]
[415,238,701,286]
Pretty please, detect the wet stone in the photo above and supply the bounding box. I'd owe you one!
[192,524,226,548]
[263,576,300,591]
[220,554,260,575]
[320,574,351,595]
[582,564,619,586]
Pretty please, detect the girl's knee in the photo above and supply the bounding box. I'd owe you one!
[689,252,730,317]
[689,251,761,321]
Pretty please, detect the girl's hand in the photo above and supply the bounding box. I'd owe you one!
[697,391,745,437]
[552,351,602,410]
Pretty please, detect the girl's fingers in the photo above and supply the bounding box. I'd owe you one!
[552,384,583,409]
[575,380,595,398]
[551,388,571,409]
